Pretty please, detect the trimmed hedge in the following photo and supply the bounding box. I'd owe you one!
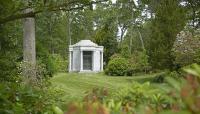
[105,57,128,76]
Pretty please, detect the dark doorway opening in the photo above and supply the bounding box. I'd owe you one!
[83,51,93,70]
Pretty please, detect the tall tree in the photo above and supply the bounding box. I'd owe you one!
[0,0,107,24]
[23,6,36,84]
[148,0,186,69]
[182,0,200,29]
[94,19,118,64]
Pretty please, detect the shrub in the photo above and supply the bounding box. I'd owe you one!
[36,54,55,77]
[17,60,51,80]
[126,67,135,76]
[36,54,68,77]
[126,51,150,76]
[50,54,68,73]
[0,55,19,82]
[64,88,110,114]
[66,101,109,114]
[113,82,169,111]
[152,72,168,83]
[119,44,131,58]
[194,49,200,64]
[106,51,150,76]
[109,53,121,60]
[36,60,50,78]
[173,30,200,67]
[105,57,128,76]
[0,82,64,114]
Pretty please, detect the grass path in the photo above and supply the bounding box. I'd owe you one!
[50,73,160,101]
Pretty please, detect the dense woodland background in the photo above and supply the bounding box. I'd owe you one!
[0,0,200,114]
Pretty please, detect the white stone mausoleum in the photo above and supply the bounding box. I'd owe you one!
[69,40,103,72]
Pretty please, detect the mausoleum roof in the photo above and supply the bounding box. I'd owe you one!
[72,40,98,47]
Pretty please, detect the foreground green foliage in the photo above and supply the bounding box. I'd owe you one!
[0,0,199,113]
[1,65,200,114]
[63,64,200,114]
[51,73,159,101]
[0,82,64,114]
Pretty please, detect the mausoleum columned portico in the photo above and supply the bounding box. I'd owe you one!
[69,40,103,72]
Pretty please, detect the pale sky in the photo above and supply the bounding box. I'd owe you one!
[93,0,139,40]
[112,0,138,6]
[112,0,116,3]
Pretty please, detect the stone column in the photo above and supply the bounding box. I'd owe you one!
[80,50,83,71]
[92,51,94,71]
[101,51,103,71]
[69,51,71,72]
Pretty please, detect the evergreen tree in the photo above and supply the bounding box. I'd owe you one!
[94,19,118,64]
[148,0,186,69]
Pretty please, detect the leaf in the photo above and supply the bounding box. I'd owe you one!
[183,63,200,78]
[165,77,181,92]
[52,106,64,114]
[184,69,199,77]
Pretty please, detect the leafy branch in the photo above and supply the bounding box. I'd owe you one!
[0,0,107,24]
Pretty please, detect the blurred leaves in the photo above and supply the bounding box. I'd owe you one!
[184,64,200,78]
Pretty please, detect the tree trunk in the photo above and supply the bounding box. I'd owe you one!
[68,12,71,45]
[23,8,36,85]
[130,0,134,54]
[137,28,145,50]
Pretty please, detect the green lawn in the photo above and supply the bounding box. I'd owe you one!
[50,72,161,101]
